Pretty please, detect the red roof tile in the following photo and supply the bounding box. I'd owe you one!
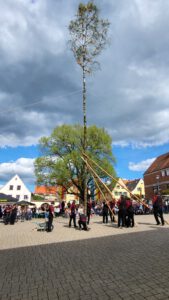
[144,152,169,174]
[35,186,57,194]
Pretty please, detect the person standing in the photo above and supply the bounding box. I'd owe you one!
[126,198,134,227]
[4,205,11,225]
[10,204,17,225]
[117,195,127,228]
[152,193,164,226]
[102,201,109,223]
[47,203,54,232]
[87,199,92,225]
[109,199,115,223]
[61,200,65,215]
[69,200,77,228]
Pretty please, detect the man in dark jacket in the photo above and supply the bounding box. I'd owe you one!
[117,195,127,228]
[153,193,164,225]
[69,200,77,228]
[102,202,109,223]
[10,204,17,225]
[87,199,92,225]
[47,203,54,232]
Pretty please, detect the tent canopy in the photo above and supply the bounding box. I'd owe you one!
[0,193,18,204]
[16,200,35,206]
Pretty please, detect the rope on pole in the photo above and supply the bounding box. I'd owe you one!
[82,152,149,208]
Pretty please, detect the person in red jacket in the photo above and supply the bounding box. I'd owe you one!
[152,192,164,225]
[126,198,134,227]
[69,200,77,228]
[109,199,115,223]
[46,203,54,232]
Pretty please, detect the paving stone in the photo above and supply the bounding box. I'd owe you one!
[0,215,169,300]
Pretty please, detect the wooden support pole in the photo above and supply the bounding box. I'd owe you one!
[81,156,117,218]
[82,152,149,208]
[92,175,116,221]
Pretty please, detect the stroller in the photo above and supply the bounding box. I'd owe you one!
[36,221,54,231]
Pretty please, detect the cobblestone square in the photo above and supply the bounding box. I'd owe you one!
[0,214,169,300]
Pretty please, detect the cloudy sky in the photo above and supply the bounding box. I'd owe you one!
[0,0,169,191]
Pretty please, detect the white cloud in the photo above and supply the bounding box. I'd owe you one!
[0,158,35,184]
[128,158,156,172]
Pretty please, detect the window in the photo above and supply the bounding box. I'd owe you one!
[16,195,20,200]
[166,169,169,176]
[116,185,120,189]
[161,170,166,177]
[17,185,21,190]
[24,195,28,199]
[9,185,13,190]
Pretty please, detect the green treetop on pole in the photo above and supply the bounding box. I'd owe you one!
[69,2,110,211]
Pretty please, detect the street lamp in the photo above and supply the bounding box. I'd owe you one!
[156,175,160,193]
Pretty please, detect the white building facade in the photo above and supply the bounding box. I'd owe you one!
[0,174,31,201]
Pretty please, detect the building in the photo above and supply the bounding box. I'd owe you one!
[95,178,144,201]
[0,174,31,201]
[33,185,65,207]
[144,152,169,199]
[126,178,145,199]
[33,184,79,207]
[112,178,130,200]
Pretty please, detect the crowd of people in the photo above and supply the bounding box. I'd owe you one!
[62,193,166,230]
[0,204,33,225]
[0,192,166,231]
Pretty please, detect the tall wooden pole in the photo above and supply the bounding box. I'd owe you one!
[82,60,87,214]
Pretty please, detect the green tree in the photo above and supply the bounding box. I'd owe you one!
[34,124,116,202]
[69,2,110,207]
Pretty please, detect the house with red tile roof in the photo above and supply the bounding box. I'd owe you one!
[126,179,145,199]
[34,185,66,202]
[34,184,79,205]
[144,152,169,199]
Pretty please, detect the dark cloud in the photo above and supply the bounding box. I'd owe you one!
[0,0,169,147]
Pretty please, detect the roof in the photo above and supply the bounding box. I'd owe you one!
[126,179,140,192]
[122,179,129,185]
[144,152,169,175]
[35,186,57,194]
[0,174,31,194]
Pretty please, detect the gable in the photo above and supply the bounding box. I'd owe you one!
[126,179,140,192]
[1,174,30,194]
